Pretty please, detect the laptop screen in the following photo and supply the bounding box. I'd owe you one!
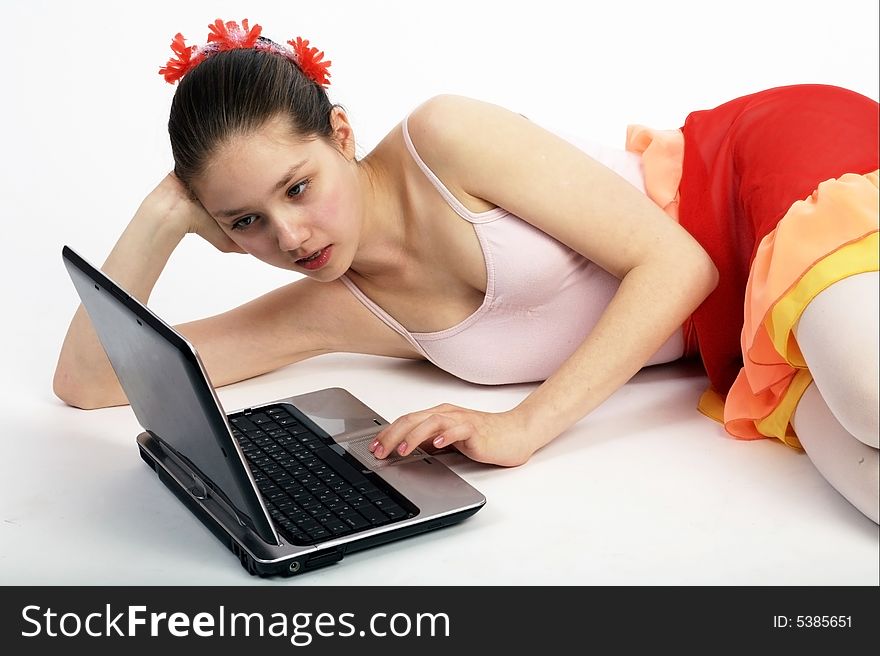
[61,246,276,544]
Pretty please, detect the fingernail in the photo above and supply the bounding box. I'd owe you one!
[369,439,379,451]
[397,442,407,455]
[433,435,445,447]
[374,445,384,458]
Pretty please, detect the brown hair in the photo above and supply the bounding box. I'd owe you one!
[168,41,336,186]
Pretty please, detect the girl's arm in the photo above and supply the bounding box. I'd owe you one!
[54,173,231,408]
[371,95,718,465]
[53,174,402,410]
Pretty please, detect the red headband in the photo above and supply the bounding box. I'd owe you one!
[159,18,332,87]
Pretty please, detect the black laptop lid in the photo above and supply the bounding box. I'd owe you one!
[61,246,277,544]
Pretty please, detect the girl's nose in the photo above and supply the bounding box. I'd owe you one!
[274,215,309,252]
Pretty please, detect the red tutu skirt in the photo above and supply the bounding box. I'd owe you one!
[629,85,880,446]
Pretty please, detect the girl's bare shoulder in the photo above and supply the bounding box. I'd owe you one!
[371,95,503,215]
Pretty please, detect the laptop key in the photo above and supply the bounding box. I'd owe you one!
[325,499,352,513]
[349,496,370,509]
[275,499,294,511]
[297,519,321,533]
[358,505,391,526]
[281,479,303,492]
[230,417,258,431]
[372,498,406,518]
[271,472,294,486]
[311,511,335,525]
[299,494,321,508]
[337,486,358,499]
[313,447,370,487]
[329,480,350,493]
[309,465,331,478]
[324,519,352,536]
[307,527,331,540]
[380,503,407,520]
[286,511,311,525]
[305,482,328,496]
[337,509,370,530]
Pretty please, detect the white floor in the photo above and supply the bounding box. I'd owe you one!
[4,349,877,586]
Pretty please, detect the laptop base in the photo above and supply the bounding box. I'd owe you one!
[136,388,485,577]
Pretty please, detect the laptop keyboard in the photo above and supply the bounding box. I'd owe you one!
[229,404,412,545]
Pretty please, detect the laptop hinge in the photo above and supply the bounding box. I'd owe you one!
[189,475,208,500]
[153,435,250,530]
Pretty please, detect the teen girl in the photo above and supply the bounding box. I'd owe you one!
[54,19,879,522]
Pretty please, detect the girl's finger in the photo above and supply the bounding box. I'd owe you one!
[430,422,473,450]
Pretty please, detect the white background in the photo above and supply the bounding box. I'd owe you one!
[1,0,878,585]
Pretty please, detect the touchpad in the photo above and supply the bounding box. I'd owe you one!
[343,435,428,470]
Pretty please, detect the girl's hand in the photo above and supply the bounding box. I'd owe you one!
[369,404,536,467]
[137,173,246,254]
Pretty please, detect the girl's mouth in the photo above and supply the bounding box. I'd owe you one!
[296,245,333,270]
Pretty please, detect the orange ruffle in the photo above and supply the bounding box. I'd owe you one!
[625,124,684,221]
[722,170,880,447]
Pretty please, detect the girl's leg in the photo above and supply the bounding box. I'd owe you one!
[792,271,879,523]
[792,383,878,523]
[794,272,879,447]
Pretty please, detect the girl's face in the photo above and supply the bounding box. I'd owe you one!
[192,112,363,282]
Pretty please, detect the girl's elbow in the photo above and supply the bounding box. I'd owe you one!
[668,248,718,303]
[53,379,100,410]
[692,252,719,298]
[52,370,126,410]
[702,254,720,290]
[677,241,718,289]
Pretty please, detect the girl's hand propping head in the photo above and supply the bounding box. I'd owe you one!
[143,172,246,254]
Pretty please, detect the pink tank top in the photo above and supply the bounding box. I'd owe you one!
[339,117,685,384]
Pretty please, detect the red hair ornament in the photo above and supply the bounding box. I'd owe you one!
[159,18,331,88]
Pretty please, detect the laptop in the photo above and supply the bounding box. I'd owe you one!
[62,245,486,577]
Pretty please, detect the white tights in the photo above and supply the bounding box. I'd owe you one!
[791,271,879,523]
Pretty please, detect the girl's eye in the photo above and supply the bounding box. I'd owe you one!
[231,215,257,231]
[287,180,309,198]
[229,180,308,231]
